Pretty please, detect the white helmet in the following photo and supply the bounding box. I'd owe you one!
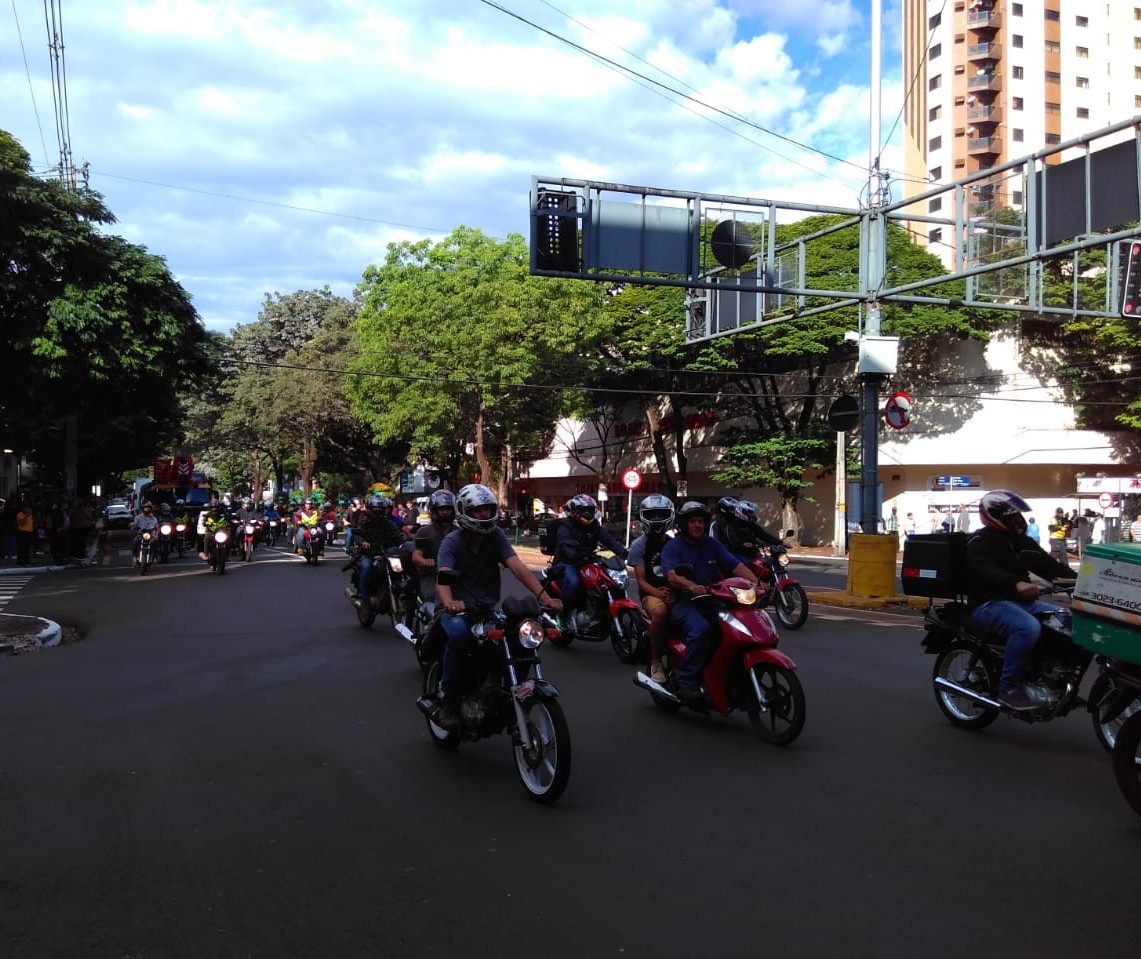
[455,484,499,534]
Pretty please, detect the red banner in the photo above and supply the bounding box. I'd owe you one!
[153,458,173,484]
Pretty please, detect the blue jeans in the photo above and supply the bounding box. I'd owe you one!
[668,598,719,689]
[555,563,583,609]
[439,612,473,698]
[971,599,1051,690]
[356,553,375,597]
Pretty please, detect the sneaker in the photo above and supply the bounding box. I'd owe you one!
[997,686,1037,712]
[649,662,667,684]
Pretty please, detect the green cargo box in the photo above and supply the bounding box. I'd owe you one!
[1071,542,1141,665]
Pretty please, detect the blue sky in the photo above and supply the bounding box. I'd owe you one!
[1,0,904,332]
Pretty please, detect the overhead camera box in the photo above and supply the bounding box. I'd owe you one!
[1072,543,1141,663]
[899,533,969,599]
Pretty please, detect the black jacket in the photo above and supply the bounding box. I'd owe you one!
[351,514,406,554]
[965,526,1074,608]
[553,518,626,566]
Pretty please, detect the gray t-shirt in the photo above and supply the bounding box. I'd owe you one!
[437,527,517,608]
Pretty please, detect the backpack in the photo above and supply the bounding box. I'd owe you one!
[537,514,561,556]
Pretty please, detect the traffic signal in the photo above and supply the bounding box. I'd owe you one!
[1121,240,1141,316]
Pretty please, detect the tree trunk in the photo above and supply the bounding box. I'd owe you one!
[645,403,675,496]
[496,444,512,509]
[474,408,492,490]
[300,436,317,494]
[668,394,687,492]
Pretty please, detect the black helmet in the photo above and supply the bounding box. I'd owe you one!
[676,500,711,536]
[428,489,456,524]
[367,494,393,516]
[638,493,675,535]
[715,496,742,523]
[979,489,1030,536]
[565,494,598,526]
[737,499,759,524]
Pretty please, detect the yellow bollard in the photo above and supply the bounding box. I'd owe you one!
[847,533,899,598]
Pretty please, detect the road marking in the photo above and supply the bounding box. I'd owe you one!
[0,575,35,612]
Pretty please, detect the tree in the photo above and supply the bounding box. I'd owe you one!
[348,227,606,504]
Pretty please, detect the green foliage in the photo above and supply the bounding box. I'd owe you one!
[710,436,827,493]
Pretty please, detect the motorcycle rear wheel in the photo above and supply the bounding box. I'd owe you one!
[1091,682,1141,753]
[773,584,809,630]
[244,543,252,562]
[422,660,459,750]
[932,641,999,729]
[514,698,571,804]
[216,554,227,575]
[356,597,376,629]
[746,664,805,745]
[610,609,647,664]
[1112,709,1141,819]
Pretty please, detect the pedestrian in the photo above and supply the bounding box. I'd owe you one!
[905,512,917,539]
[48,496,69,565]
[0,498,16,560]
[1026,515,1040,545]
[956,503,970,533]
[1047,507,1069,563]
[15,498,36,566]
[69,498,93,558]
[1129,512,1141,543]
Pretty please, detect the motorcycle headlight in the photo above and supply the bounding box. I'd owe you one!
[175,523,186,532]
[325,522,335,531]
[777,553,791,568]
[729,585,757,605]
[142,531,153,541]
[387,556,404,573]
[214,530,229,543]
[245,524,255,534]
[517,618,545,649]
[160,524,172,535]
[610,569,629,589]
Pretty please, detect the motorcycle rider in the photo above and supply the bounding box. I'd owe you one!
[661,501,758,704]
[347,494,407,603]
[411,489,457,605]
[342,496,365,553]
[551,493,628,630]
[966,489,1076,712]
[627,493,676,684]
[433,484,562,729]
[293,500,320,553]
[132,501,159,565]
[710,496,783,564]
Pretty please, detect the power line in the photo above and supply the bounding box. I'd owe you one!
[10,0,51,168]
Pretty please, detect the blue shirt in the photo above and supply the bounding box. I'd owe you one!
[660,534,741,586]
[437,527,517,608]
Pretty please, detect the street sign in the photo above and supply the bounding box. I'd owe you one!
[676,480,688,497]
[883,392,912,430]
[1098,491,1114,509]
[827,395,860,431]
[597,483,608,503]
[621,469,642,491]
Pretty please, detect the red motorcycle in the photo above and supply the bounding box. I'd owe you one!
[633,574,806,745]
[537,554,649,664]
[745,544,809,629]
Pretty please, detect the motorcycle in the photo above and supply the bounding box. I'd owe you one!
[265,517,280,546]
[919,590,1141,747]
[415,572,571,804]
[136,530,157,575]
[537,554,649,664]
[156,522,175,563]
[173,519,188,558]
[746,543,809,629]
[241,520,257,562]
[345,541,415,630]
[1112,708,1141,819]
[633,572,806,745]
[298,525,323,565]
[203,526,229,575]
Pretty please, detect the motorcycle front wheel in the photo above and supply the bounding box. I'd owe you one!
[514,698,571,804]
[422,660,459,750]
[610,609,647,664]
[773,584,809,630]
[138,550,149,575]
[356,597,376,629]
[1091,681,1141,753]
[1112,709,1141,818]
[932,641,999,729]
[746,664,805,745]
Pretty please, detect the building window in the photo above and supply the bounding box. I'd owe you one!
[1012,65,1024,79]
[1045,133,1061,144]
[1013,128,1024,142]
[1076,15,1088,26]
[954,64,966,75]
[1013,35,1024,48]
[1135,66,1141,79]
[929,74,942,91]
[929,135,943,151]
[1044,8,1060,21]
[1076,76,1090,88]
[929,12,942,28]
[1013,190,1024,205]
[954,159,966,168]
[1136,7,1141,19]
[1136,95,1141,109]
[1044,40,1060,53]
[1077,107,1089,118]
[1045,101,1061,115]
[929,166,942,181]
[1045,71,1061,84]
[1135,37,1141,49]
[1013,2,1023,14]
[928,198,943,213]
[929,105,943,121]
[931,43,942,59]
[1012,96,1024,110]
[929,228,943,245]
[1076,46,1089,57]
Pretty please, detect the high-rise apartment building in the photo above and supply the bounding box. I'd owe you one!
[903,0,1141,251]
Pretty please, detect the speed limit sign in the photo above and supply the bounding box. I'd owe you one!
[621,469,642,491]
[1098,492,1114,509]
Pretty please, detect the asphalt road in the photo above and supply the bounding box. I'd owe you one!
[1,537,1138,959]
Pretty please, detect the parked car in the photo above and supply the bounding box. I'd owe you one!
[104,503,133,529]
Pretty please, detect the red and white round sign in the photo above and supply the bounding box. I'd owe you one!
[883,391,912,430]
[1098,492,1114,509]
[621,468,642,491]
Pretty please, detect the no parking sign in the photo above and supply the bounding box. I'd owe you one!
[884,392,912,430]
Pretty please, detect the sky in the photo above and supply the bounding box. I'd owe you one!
[2,0,905,333]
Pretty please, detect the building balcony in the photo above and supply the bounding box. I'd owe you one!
[967,73,1003,93]
[967,9,1002,31]
[968,104,1004,125]
[968,136,1001,156]
[967,42,1002,62]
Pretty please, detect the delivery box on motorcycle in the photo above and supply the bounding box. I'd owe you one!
[536,513,561,556]
[900,533,969,599]
[1072,542,1141,665]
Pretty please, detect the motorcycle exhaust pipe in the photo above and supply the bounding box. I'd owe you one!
[934,676,1003,711]
[395,624,417,646]
[633,671,679,702]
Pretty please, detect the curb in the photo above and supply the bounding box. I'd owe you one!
[0,613,62,653]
